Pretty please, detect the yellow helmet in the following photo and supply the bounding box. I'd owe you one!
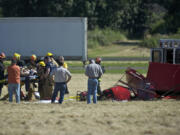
[46,52,53,57]
[30,54,37,61]
[14,53,21,60]
[39,61,45,67]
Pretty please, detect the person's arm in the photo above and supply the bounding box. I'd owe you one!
[66,70,72,83]
[52,58,59,67]
[102,66,106,73]
[66,75,71,84]
[85,65,89,77]
[99,65,103,77]
[50,68,55,76]
[18,66,21,77]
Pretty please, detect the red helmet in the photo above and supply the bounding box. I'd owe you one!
[95,57,101,64]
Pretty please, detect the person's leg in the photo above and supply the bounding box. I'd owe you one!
[87,79,93,104]
[51,83,60,103]
[27,83,34,100]
[46,76,53,99]
[15,83,20,103]
[59,83,66,104]
[97,81,102,95]
[20,82,26,100]
[92,79,98,104]
[38,82,44,100]
[25,77,30,92]
[8,83,14,102]
[0,84,3,97]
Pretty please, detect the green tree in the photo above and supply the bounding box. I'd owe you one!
[71,0,97,29]
[165,0,180,33]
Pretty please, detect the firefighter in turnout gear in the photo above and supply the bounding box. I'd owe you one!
[95,57,105,96]
[43,56,54,99]
[24,54,38,100]
[37,61,47,100]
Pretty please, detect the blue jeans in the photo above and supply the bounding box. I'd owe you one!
[8,83,20,103]
[51,82,66,104]
[87,78,98,104]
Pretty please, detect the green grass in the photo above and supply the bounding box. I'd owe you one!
[88,28,127,48]
[88,44,150,58]
[102,69,147,74]
[68,61,148,74]
[140,33,180,48]
[67,61,148,67]
[70,68,148,74]
[101,62,148,67]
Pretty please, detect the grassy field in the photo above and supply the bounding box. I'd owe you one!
[88,44,150,58]
[0,74,180,135]
[76,41,150,74]
[66,61,149,74]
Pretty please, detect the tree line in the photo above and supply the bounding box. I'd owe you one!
[0,0,179,38]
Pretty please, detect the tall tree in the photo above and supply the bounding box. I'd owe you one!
[71,0,96,29]
[165,0,180,33]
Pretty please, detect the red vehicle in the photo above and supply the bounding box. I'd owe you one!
[78,39,180,101]
[124,39,180,99]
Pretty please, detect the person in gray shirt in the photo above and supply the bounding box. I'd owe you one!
[85,59,103,104]
[51,61,71,104]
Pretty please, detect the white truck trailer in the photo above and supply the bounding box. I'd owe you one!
[0,17,87,61]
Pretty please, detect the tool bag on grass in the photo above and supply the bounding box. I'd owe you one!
[76,91,87,101]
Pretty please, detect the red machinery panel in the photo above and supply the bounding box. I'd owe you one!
[146,62,180,91]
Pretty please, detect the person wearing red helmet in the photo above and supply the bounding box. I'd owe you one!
[24,54,38,100]
[95,57,101,64]
[0,52,6,97]
[95,57,105,96]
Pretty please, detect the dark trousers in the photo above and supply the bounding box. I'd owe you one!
[25,77,30,92]
[0,84,3,96]
[51,82,66,104]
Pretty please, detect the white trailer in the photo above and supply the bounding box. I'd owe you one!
[0,17,87,61]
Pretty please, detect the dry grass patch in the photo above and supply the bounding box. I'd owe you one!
[0,74,180,135]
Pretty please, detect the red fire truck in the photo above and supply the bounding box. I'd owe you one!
[124,39,180,99]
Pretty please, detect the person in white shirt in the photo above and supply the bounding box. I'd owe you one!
[50,61,72,104]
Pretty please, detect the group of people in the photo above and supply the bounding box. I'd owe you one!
[0,52,105,104]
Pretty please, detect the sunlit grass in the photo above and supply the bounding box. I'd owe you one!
[88,44,150,58]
